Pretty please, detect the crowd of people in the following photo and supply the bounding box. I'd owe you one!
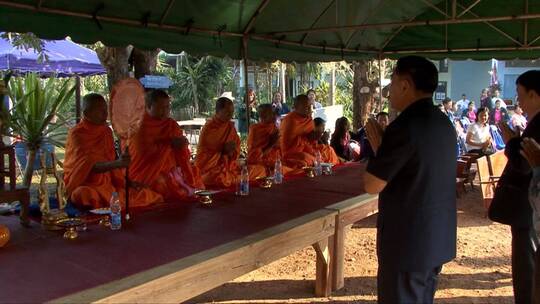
[60,56,540,304]
[436,88,529,157]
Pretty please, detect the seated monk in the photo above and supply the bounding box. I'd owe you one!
[280,94,317,170]
[313,117,340,165]
[195,97,266,188]
[128,89,204,202]
[64,93,159,209]
[247,104,293,174]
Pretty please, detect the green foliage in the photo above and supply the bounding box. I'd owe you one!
[1,32,48,63]
[7,73,75,149]
[163,54,233,119]
[335,63,354,122]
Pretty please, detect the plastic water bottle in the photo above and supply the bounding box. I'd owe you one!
[110,192,122,230]
[314,150,322,176]
[274,157,283,184]
[239,164,250,196]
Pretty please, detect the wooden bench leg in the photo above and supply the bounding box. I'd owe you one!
[331,218,346,291]
[313,237,332,297]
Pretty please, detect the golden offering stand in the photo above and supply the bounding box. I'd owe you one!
[38,151,68,230]
[256,176,273,189]
[55,218,85,240]
[302,166,315,178]
[194,190,213,206]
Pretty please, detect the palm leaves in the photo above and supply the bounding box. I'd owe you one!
[7,73,75,186]
[168,54,231,116]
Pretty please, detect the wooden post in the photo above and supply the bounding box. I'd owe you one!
[331,216,346,291]
[242,36,250,130]
[75,76,81,123]
[378,56,384,113]
[313,238,332,297]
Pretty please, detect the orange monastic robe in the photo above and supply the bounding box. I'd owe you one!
[195,116,266,188]
[280,112,316,169]
[128,113,204,202]
[64,119,157,209]
[247,122,293,174]
[315,143,340,165]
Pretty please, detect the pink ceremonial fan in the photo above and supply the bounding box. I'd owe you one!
[110,78,146,220]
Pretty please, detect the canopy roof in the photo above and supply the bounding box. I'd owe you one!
[0,33,105,77]
[0,0,539,62]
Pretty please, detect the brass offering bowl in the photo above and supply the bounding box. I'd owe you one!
[194,190,214,206]
[55,218,85,240]
[302,166,315,178]
[256,176,274,189]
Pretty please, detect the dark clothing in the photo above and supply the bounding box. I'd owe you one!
[353,128,375,160]
[481,96,493,111]
[489,113,540,304]
[273,103,290,116]
[489,113,540,228]
[511,226,538,304]
[377,261,442,304]
[367,98,457,274]
[330,131,356,161]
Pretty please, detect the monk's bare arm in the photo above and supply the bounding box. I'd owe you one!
[92,157,129,173]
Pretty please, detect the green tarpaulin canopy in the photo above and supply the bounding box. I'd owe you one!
[1,0,539,61]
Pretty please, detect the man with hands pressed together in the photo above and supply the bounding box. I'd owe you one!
[363,56,457,304]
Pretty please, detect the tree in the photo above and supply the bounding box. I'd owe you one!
[351,60,377,130]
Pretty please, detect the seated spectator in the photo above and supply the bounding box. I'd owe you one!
[461,101,477,123]
[330,117,360,162]
[465,107,494,155]
[490,99,510,124]
[510,105,527,134]
[271,91,290,116]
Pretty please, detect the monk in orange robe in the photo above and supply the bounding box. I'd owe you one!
[64,93,159,209]
[280,94,317,170]
[195,97,266,188]
[313,117,340,165]
[248,104,293,174]
[128,90,204,202]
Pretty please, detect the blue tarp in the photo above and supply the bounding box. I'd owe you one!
[0,34,105,77]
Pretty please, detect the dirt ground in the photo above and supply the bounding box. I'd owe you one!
[189,184,514,304]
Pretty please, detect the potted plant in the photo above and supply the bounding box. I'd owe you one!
[6,73,74,188]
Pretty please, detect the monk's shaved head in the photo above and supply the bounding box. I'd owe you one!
[294,94,312,117]
[216,97,234,122]
[313,117,326,127]
[145,89,170,109]
[82,93,108,125]
[146,89,171,120]
[257,103,275,124]
[82,93,106,114]
[216,97,233,112]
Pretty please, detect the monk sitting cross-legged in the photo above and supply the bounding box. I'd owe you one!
[280,94,317,170]
[313,117,340,165]
[63,93,159,209]
[128,89,205,202]
[247,104,293,174]
[195,97,266,188]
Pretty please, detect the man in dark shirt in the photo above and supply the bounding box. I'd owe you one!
[363,56,457,304]
[489,70,540,304]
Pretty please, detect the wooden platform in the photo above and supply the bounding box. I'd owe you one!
[0,163,378,303]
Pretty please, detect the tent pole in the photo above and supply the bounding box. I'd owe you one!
[75,76,81,123]
[242,35,250,132]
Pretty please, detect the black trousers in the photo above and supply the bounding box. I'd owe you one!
[511,226,538,304]
[377,264,442,304]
